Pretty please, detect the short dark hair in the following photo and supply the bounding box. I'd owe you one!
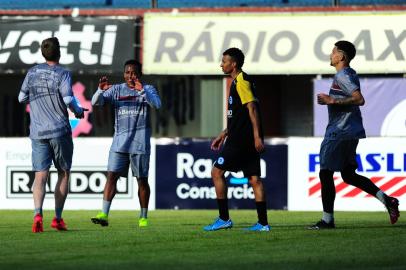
[223,47,245,69]
[124,59,142,77]
[335,40,356,62]
[41,37,60,62]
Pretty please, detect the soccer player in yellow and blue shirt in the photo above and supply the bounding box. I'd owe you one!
[204,48,270,232]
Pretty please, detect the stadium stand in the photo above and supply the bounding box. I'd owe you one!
[0,0,404,9]
[111,0,150,8]
[339,0,406,5]
[156,0,332,8]
[0,0,107,9]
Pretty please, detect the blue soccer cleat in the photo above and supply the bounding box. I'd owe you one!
[203,217,233,231]
[243,222,271,232]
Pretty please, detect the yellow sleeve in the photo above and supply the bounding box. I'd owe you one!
[236,78,255,105]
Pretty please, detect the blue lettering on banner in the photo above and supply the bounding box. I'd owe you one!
[308,152,406,173]
[309,154,319,172]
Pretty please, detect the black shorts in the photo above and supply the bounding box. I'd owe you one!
[213,144,260,177]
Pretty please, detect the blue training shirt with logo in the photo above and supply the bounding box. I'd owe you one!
[18,63,76,139]
[325,67,366,140]
[92,83,161,154]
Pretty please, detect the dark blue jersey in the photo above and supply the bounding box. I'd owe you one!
[325,67,366,140]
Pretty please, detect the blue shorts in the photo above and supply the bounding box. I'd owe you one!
[31,134,73,172]
[107,151,150,178]
[320,139,359,172]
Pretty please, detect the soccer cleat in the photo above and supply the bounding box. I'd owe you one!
[91,212,109,227]
[308,219,335,230]
[32,213,43,233]
[243,222,271,232]
[139,218,148,227]
[385,196,400,224]
[203,217,233,231]
[51,217,68,231]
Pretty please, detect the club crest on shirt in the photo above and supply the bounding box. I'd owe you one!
[217,157,225,165]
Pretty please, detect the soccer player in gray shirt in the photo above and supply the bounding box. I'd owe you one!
[18,37,86,233]
[309,40,400,229]
[90,60,161,228]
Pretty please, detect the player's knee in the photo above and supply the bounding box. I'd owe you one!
[137,178,149,188]
[248,176,262,187]
[211,167,224,180]
[340,168,356,184]
[137,177,148,183]
[319,169,334,183]
[107,172,120,182]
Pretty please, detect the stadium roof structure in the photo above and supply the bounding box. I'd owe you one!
[1,4,406,16]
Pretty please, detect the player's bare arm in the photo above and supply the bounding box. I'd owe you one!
[317,90,365,106]
[211,129,227,151]
[246,102,264,153]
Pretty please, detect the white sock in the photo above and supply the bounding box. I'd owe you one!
[102,200,111,215]
[322,212,334,223]
[140,208,148,219]
[376,190,387,205]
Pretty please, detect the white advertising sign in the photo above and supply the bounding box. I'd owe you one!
[143,12,406,75]
[0,138,156,210]
[288,137,406,211]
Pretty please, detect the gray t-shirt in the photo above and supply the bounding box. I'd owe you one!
[19,63,74,139]
[324,67,366,140]
[92,83,161,154]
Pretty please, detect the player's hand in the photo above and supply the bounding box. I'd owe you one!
[133,78,143,91]
[317,93,334,105]
[211,131,227,151]
[74,108,89,119]
[99,76,112,91]
[254,137,265,153]
[128,77,143,91]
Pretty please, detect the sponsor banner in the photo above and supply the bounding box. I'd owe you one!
[288,137,406,211]
[314,78,406,137]
[143,12,406,75]
[0,138,156,210]
[0,17,136,73]
[155,138,287,209]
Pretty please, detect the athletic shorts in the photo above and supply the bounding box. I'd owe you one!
[213,144,260,177]
[31,134,73,172]
[320,139,359,172]
[107,151,150,178]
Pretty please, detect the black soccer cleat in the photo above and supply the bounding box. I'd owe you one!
[385,196,400,225]
[308,219,335,230]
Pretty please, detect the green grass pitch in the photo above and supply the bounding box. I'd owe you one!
[0,210,404,270]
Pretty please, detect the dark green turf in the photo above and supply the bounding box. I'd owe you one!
[0,210,404,270]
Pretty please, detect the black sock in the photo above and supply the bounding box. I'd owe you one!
[341,168,380,196]
[319,169,335,213]
[217,199,229,221]
[256,201,268,226]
